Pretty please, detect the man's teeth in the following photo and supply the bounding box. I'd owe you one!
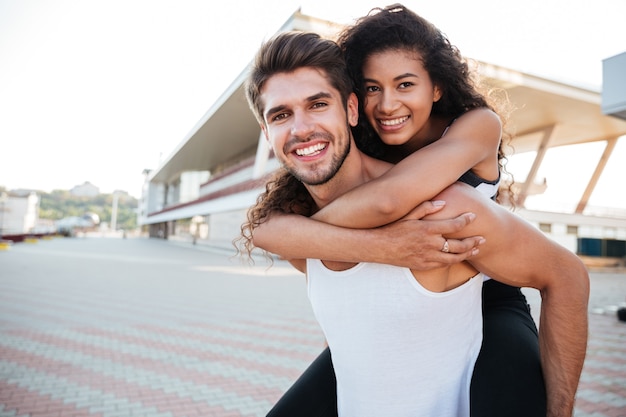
[296,143,326,156]
[379,116,408,126]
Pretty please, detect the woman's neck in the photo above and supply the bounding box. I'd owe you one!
[383,116,454,163]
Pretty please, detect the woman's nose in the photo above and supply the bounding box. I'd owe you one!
[378,91,400,114]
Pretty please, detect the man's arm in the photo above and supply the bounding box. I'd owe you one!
[428,183,589,417]
[252,201,484,270]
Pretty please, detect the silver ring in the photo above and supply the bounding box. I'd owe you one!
[441,239,450,253]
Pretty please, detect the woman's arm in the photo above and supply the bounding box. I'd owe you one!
[252,202,484,270]
[312,108,502,227]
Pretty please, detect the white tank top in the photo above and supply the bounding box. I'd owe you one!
[307,259,483,417]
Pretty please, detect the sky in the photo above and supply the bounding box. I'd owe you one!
[1,0,625,212]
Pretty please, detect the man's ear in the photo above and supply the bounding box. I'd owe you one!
[261,124,270,141]
[347,93,359,127]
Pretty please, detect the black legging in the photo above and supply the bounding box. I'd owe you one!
[470,280,546,416]
[266,280,546,417]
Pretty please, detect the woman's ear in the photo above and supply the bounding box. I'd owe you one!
[433,85,442,103]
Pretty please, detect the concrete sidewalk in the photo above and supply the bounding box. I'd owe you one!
[0,237,624,417]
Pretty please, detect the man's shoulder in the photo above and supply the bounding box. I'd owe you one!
[431,182,501,220]
[362,153,394,180]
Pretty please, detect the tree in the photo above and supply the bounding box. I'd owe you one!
[39,191,138,230]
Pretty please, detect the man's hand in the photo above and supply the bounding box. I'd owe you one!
[369,200,484,270]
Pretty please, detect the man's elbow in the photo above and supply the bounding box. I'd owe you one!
[250,232,262,249]
[542,253,590,307]
[250,223,271,251]
[571,257,590,305]
[566,255,589,300]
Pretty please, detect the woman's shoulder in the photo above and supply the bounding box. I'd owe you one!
[455,107,501,126]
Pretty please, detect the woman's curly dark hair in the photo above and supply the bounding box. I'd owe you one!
[336,3,513,197]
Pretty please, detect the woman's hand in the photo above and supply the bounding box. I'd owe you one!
[369,200,484,270]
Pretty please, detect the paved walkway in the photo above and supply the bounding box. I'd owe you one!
[0,237,624,417]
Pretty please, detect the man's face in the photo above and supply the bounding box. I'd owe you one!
[260,67,358,186]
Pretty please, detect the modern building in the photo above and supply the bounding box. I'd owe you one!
[137,10,626,266]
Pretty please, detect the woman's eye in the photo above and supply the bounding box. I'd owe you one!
[365,85,379,93]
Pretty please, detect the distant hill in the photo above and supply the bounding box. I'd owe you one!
[39,190,138,230]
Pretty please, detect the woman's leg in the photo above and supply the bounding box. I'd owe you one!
[266,347,338,417]
[470,280,547,417]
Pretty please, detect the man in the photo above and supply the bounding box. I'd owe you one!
[241,31,589,416]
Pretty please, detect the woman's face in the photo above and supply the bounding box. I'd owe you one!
[362,49,441,147]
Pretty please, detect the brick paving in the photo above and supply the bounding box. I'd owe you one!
[0,237,624,417]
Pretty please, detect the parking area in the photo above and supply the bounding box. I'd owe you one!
[0,237,624,416]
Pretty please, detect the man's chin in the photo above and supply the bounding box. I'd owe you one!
[293,173,334,186]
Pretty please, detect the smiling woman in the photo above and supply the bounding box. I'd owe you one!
[361,49,442,148]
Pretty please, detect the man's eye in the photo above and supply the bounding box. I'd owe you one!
[312,102,327,109]
[272,113,288,122]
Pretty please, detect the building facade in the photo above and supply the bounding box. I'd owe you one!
[137,10,626,266]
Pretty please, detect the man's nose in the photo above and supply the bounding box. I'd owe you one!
[290,113,314,138]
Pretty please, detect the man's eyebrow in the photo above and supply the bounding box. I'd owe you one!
[265,104,287,120]
[264,91,334,120]
[308,91,333,101]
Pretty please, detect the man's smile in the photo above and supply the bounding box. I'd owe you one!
[295,143,327,157]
